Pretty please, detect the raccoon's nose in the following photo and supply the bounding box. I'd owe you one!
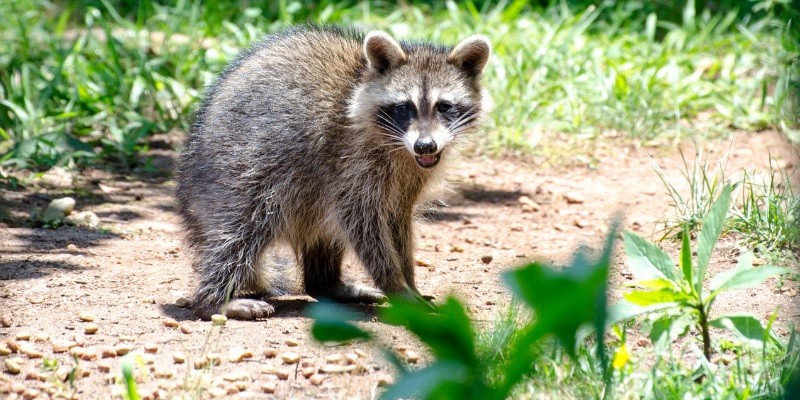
[413,138,438,155]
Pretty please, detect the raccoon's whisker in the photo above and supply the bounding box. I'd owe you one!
[376,113,406,137]
[374,120,406,138]
[448,107,477,131]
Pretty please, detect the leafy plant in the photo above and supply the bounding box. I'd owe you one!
[310,225,616,399]
[615,184,790,360]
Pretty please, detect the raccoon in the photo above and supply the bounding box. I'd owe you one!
[176,26,491,320]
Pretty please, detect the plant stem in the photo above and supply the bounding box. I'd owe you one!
[697,305,711,360]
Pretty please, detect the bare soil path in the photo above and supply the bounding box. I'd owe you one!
[1,131,798,399]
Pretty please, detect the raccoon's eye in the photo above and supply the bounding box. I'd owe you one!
[436,102,457,115]
[394,102,412,116]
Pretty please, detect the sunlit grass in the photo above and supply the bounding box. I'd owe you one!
[0,0,793,168]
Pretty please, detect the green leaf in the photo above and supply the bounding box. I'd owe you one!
[709,315,772,346]
[307,301,371,343]
[709,265,789,296]
[607,300,679,325]
[623,288,691,306]
[649,314,692,350]
[381,361,478,400]
[501,224,615,396]
[380,296,476,365]
[695,185,732,292]
[679,225,693,287]
[709,251,752,293]
[627,278,679,291]
[624,231,678,283]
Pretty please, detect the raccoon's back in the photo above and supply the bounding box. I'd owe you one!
[190,27,366,151]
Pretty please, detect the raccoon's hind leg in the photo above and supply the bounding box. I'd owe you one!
[192,229,276,321]
[302,240,386,304]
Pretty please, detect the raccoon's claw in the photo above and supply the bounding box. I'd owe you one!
[222,299,275,320]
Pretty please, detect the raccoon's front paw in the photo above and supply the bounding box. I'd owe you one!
[222,299,275,320]
[311,282,387,304]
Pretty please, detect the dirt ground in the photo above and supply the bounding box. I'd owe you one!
[1,130,799,399]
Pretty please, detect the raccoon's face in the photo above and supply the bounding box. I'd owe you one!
[349,31,492,169]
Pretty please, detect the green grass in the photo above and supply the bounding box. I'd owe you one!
[731,159,800,255]
[0,0,794,169]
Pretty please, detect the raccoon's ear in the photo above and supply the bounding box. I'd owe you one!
[448,35,492,77]
[364,31,407,74]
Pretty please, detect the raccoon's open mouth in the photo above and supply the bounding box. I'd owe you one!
[415,154,440,168]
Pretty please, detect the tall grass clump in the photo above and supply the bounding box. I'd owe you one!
[0,0,792,169]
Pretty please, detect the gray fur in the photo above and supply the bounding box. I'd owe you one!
[176,26,491,320]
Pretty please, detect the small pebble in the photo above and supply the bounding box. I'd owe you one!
[210,314,227,326]
[66,244,79,253]
[80,348,98,361]
[208,387,227,398]
[100,346,117,358]
[285,338,299,347]
[154,368,173,379]
[344,353,358,365]
[52,341,76,353]
[564,192,585,204]
[376,373,394,387]
[175,297,191,308]
[180,324,193,334]
[302,366,315,378]
[260,364,278,375]
[32,333,49,343]
[309,374,325,385]
[325,354,343,364]
[414,258,433,267]
[24,370,44,381]
[15,331,31,341]
[263,347,278,358]
[207,353,222,365]
[23,389,41,400]
[163,318,179,328]
[280,352,300,364]
[450,245,465,253]
[404,350,419,364]
[354,348,367,358]
[84,324,99,334]
[144,343,159,353]
[69,346,85,358]
[260,381,277,394]
[97,362,112,373]
[0,314,11,327]
[4,339,19,352]
[480,255,493,264]
[115,344,133,356]
[4,358,21,374]
[275,368,290,380]
[172,352,186,364]
[20,343,43,358]
[0,343,11,356]
[222,371,249,382]
[78,312,95,322]
[228,348,253,363]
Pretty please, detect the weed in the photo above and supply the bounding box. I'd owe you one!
[614,185,789,361]
[730,160,800,254]
[653,147,730,240]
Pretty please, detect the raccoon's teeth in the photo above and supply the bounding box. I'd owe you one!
[415,154,440,168]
